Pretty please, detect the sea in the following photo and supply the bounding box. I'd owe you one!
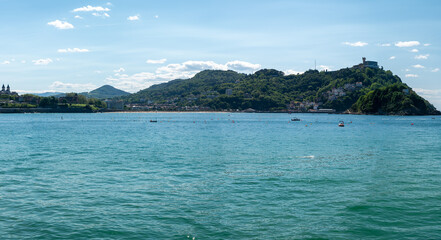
[1,112,440,239]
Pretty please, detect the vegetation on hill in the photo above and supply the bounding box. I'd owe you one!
[350,83,439,115]
[124,70,245,103]
[0,93,107,112]
[121,67,438,115]
[80,85,130,99]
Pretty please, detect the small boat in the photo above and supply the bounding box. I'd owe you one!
[150,120,158,123]
[291,117,301,121]
[338,121,344,127]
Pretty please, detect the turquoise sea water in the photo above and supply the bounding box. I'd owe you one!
[1,113,441,239]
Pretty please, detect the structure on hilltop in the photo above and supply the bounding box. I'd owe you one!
[353,57,379,69]
[0,84,18,96]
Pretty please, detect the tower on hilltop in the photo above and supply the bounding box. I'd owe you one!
[353,57,379,69]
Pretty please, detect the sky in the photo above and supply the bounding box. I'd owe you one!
[1,0,441,108]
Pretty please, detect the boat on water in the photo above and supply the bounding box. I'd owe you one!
[338,121,344,127]
[291,117,301,121]
[150,120,158,123]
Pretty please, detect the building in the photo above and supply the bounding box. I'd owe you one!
[344,83,356,91]
[105,100,125,110]
[0,84,18,96]
[225,88,233,96]
[353,57,379,69]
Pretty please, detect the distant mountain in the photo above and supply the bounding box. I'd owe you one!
[121,67,439,115]
[80,85,130,99]
[34,92,64,97]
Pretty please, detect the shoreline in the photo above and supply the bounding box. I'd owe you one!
[1,108,439,116]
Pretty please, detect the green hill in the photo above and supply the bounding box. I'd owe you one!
[81,85,130,99]
[350,83,439,115]
[124,70,245,103]
[122,67,439,115]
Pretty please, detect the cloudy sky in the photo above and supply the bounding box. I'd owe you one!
[1,0,440,108]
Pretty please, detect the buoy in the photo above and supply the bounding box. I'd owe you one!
[411,123,414,125]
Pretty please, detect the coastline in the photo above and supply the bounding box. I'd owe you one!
[1,108,439,116]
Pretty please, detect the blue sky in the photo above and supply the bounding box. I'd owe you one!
[1,0,441,108]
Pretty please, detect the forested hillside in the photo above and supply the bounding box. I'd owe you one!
[120,67,439,115]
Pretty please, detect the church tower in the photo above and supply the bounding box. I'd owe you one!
[1,84,4,92]
[6,85,10,93]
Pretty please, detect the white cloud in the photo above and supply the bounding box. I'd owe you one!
[114,67,125,73]
[389,56,396,60]
[47,20,74,29]
[405,74,418,78]
[318,65,331,71]
[147,59,167,64]
[432,68,440,72]
[379,43,391,47]
[73,5,110,12]
[424,43,431,46]
[15,89,59,95]
[155,15,159,19]
[415,54,429,60]
[32,58,53,65]
[225,60,261,71]
[1,60,10,65]
[106,2,112,6]
[342,41,368,47]
[284,70,304,75]
[92,12,110,18]
[74,15,83,19]
[58,48,89,53]
[395,41,420,47]
[410,49,419,53]
[127,15,140,21]
[21,60,26,64]
[414,88,441,95]
[156,61,227,74]
[50,81,97,92]
[106,72,163,92]
[155,60,260,74]
[413,64,425,69]
[106,60,261,92]
[405,69,410,72]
